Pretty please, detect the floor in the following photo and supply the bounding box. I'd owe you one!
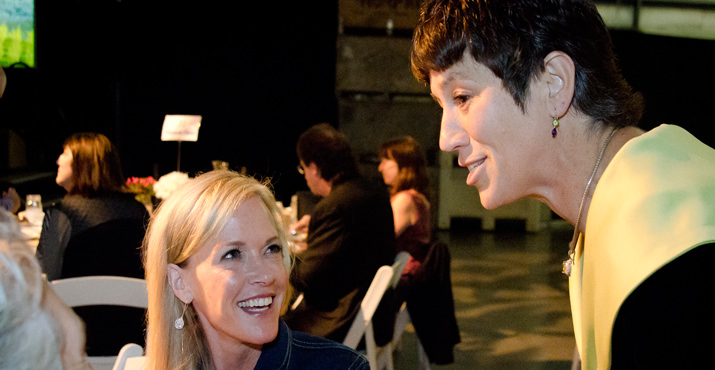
[393,218,577,370]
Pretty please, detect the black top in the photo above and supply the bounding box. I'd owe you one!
[611,243,715,369]
[36,192,148,280]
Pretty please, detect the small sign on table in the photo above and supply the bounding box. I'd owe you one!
[161,115,202,171]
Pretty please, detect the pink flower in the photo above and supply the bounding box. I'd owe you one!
[126,176,156,204]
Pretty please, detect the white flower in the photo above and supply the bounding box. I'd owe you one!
[153,171,191,200]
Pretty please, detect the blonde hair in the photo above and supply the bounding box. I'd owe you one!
[0,209,62,370]
[142,170,293,370]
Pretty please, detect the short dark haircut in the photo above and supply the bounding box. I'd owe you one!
[379,136,429,197]
[411,0,644,129]
[296,123,358,184]
[64,132,127,197]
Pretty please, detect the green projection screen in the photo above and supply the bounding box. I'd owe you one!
[0,0,34,67]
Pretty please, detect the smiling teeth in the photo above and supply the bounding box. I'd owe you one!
[467,158,486,172]
[238,297,273,308]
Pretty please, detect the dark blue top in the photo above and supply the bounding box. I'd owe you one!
[255,320,369,370]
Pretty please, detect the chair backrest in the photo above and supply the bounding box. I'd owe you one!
[111,343,143,370]
[51,276,148,370]
[51,276,148,308]
[342,264,394,350]
[123,356,146,370]
[389,251,411,289]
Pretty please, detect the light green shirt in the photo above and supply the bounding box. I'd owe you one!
[569,124,715,369]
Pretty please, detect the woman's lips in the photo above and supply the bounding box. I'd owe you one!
[466,157,486,185]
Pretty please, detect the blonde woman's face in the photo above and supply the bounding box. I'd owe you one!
[179,197,288,350]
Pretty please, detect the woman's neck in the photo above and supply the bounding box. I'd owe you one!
[574,126,644,232]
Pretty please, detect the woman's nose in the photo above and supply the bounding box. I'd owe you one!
[245,259,275,285]
[439,110,468,152]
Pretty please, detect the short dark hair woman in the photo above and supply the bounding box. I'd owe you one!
[411,0,715,368]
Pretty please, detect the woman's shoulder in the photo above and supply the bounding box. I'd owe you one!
[58,193,147,219]
[393,189,429,207]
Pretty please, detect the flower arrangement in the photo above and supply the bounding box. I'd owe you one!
[126,176,156,205]
[153,171,191,200]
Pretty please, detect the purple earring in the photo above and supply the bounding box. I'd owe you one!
[551,117,560,138]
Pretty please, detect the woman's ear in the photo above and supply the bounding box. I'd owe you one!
[543,51,576,118]
[167,263,193,304]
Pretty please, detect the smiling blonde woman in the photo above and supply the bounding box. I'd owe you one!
[143,170,369,370]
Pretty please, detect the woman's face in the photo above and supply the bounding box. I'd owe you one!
[177,197,288,350]
[429,53,550,209]
[378,157,399,187]
[56,147,73,191]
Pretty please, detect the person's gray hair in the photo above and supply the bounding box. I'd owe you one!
[0,209,62,370]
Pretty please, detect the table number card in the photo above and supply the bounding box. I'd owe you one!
[161,115,202,142]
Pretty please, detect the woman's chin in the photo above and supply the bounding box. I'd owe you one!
[478,190,508,210]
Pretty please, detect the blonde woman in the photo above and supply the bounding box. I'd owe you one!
[143,170,368,370]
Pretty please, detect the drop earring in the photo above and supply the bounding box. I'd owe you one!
[552,117,560,138]
[175,303,188,330]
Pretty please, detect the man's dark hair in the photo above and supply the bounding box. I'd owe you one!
[297,123,358,184]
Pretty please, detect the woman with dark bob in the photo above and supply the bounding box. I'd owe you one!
[37,132,148,280]
[143,170,368,370]
[411,0,715,369]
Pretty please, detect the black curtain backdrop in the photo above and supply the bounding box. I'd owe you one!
[2,2,714,202]
[23,0,338,203]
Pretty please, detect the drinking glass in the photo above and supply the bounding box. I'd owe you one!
[25,194,44,225]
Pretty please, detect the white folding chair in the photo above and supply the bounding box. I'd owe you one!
[342,265,394,370]
[51,276,148,370]
[384,249,435,370]
[375,252,411,370]
[111,343,143,370]
[123,356,147,370]
[390,303,432,370]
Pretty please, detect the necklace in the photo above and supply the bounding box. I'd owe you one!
[562,128,619,276]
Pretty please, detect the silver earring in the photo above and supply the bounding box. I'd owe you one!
[175,303,188,329]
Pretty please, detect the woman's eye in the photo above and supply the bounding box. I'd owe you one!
[453,94,469,106]
[266,244,282,255]
[223,249,241,260]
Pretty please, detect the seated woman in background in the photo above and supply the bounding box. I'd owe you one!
[378,136,431,284]
[143,170,368,370]
[0,209,92,370]
[36,132,148,279]
[378,138,461,365]
[36,132,149,355]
